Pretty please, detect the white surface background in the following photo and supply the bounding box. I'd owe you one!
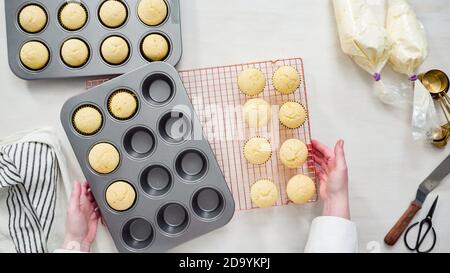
[1,0,450,253]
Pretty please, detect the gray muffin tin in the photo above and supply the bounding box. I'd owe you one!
[5,0,182,80]
[60,62,235,252]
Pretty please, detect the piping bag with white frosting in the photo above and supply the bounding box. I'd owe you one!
[386,0,439,140]
[332,0,395,104]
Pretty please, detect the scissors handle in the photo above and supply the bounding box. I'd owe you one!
[385,201,422,246]
[404,219,437,253]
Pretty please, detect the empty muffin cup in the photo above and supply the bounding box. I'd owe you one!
[142,73,175,105]
[158,111,191,143]
[192,188,225,220]
[122,218,154,250]
[140,165,172,197]
[123,126,155,159]
[157,203,189,235]
[175,149,207,181]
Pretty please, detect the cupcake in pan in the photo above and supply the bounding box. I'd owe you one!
[106,181,136,211]
[107,90,138,120]
[99,0,128,28]
[138,0,168,26]
[58,1,88,31]
[20,41,50,71]
[88,142,120,174]
[141,33,170,62]
[101,36,130,65]
[72,104,103,136]
[18,4,48,33]
[60,38,90,68]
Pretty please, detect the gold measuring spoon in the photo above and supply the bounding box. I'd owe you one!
[418,69,450,147]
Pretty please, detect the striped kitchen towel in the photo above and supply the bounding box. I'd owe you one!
[0,142,59,253]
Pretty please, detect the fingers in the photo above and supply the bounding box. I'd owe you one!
[334,139,347,170]
[69,182,81,211]
[86,190,95,203]
[311,139,333,160]
[81,181,89,197]
[83,212,99,246]
[313,154,328,173]
[317,171,328,183]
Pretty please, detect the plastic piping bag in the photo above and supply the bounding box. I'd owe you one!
[386,0,439,140]
[332,0,394,104]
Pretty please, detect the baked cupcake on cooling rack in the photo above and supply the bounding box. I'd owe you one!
[250,179,279,208]
[279,101,307,129]
[243,137,272,165]
[273,66,301,95]
[238,68,266,96]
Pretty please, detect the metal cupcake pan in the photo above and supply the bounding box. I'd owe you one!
[60,62,234,253]
[5,0,182,80]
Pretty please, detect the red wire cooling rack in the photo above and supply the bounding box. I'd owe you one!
[86,58,317,211]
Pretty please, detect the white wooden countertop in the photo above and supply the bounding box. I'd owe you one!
[1,0,449,253]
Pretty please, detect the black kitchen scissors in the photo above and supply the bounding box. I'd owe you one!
[403,196,438,253]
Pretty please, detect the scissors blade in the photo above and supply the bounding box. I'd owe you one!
[415,154,450,205]
[426,196,439,219]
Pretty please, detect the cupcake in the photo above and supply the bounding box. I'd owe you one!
[242,98,272,128]
[72,105,103,135]
[108,90,138,120]
[250,179,279,208]
[101,36,130,65]
[88,142,120,174]
[99,0,128,28]
[279,101,307,129]
[141,33,169,61]
[61,38,90,68]
[244,137,272,165]
[273,66,301,95]
[279,139,308,169]
[238,68,266,96]
[20,41,49,70]
[106,181,136,211]
[18,4,47,33]
[138,0,168,26]
[59,2,88,31]
[286,174,316,204]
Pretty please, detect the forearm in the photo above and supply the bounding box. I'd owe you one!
[322,191,350,220]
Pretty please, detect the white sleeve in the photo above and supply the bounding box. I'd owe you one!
[53,249,86,253]
[304,216,358,253]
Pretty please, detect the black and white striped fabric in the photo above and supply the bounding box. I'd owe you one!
[0,142,58,253]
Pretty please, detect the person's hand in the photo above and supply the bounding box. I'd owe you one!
[312,139,350,220]
[63,181,100,252]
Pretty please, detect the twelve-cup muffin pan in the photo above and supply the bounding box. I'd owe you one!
[60,62,235,253]
[5,0,182,80]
